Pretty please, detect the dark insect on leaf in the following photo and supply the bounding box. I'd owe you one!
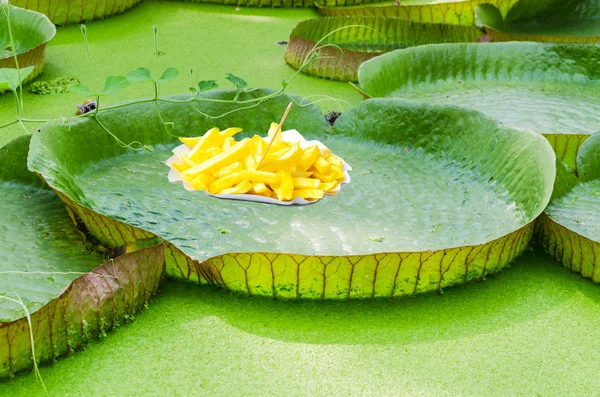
[324,111,341,126]
[277,41,288,45]
[76,99,97,115]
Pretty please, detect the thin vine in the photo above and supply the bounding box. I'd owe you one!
[0,19,367,149]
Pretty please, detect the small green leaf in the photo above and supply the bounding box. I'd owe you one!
[0,66,35,91]
[158,67,178,83]
[71,84,96,97]
[100,76,130,96]
[197,80,218,92]
[125,68,153,84]
[189,87,197,93]
[225,73,247,90]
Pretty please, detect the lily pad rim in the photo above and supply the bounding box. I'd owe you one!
[29,92,556,258]
[1,5,56,59]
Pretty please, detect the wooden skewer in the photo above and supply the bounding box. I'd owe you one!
[256,102,293,168]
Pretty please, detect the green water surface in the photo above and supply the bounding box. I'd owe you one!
[1,1,599,395]
[2,247,600,396]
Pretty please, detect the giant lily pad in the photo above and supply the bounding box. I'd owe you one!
[476,0,600,43]
[318,0,519,25]
[0,135,165,378]
[541,132,600,282]
[0,5,55,85]
[11,0,141,25]
[183,0,313,7]
[284,16,483,81]
[28,91,555,300]
[358,42,600,170]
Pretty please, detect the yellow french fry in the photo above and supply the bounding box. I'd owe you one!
[190,174,215,190]
[298,145,320,172]
[261,146,289,163]
[327,155,343,169]
[207,128,242,150]
[290,165,312,178]
[175,124,346,202]
[218,180,254,195]
[179,136,202,149]
[222,137,236,151]
[209,170,280,194]
[319,181,339,192]
[293,177,320,189]
[244,153,257,170]
[213,161,244,179]
[179,153,196,168]
[252,183,270,195]
[328,165,345,180]
[312,170,337,183]
[277,169,294,201]
[171,162,190,173]
[293,189,325,200]
[259,143,303,172]
[188,127,220,159]
[219,127,243,139]
[254,138,268,154]
[313,157,331,174]
[181,138,252,180]
[205,147,222,157]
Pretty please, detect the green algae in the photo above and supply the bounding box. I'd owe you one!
[29,77,80,95]
[0,1,360,148]
[1,0,600,393]
[1,246,600,395]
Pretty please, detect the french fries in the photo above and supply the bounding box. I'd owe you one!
[170,123,347,202]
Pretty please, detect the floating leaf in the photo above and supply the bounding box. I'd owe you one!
[541,132,600,281]
[10,0,142,25]
[285,16,482,81]
[358,42,600,169]
[477,0,600,43]
[0,136,165,378]
[318,0,520,25]
[29,90,555,300]
[0,5,55,89]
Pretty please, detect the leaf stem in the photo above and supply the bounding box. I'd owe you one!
[80,25,98,95]
[0,294,49,396]
[3,4,24,114]
[92,114,144,150]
